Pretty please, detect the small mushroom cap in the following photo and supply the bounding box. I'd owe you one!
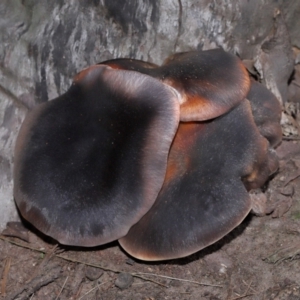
[247,80,282,148]
[14,65,180,246]
[159,49,251,121]
[119,100,273,261]
[100,49,251,122]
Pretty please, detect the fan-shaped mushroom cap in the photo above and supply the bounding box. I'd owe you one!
[119,100,274,261]
[160,49,251,121]
[247,80,282,148]
[101,49,250,122]
[14,65,180,246]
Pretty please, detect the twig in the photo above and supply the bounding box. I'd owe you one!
[131,275,168,288]
[54,254,120,273]
[78,281,109,300]
[0,236,222,289]
[69,264,85,298]
[4,265,61,300]
[55,276,68,300]
[0,236,48,253]
[27,244,59,282]
[242,279,257,294]
[229,279,257,300]
[132,272,222,288]
[282,136,300,141]
[230,293,256,300]
[56,256,168,288]
[75,282,84,299]
[242,279,254,296]
[263,243,300,264]
[1,257,11,296]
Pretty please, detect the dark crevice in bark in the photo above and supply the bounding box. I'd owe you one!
[174,0,183,53]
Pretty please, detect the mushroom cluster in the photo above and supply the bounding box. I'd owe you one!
[14,49,282,261]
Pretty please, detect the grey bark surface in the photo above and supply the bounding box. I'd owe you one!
[0,0,298,229]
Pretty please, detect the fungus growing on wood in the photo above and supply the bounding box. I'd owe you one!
[14,65,180,246]
[13,50,281,261]
[103,49,251,121]
[119,100,277,261]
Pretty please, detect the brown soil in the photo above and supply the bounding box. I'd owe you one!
[1,140,300,300]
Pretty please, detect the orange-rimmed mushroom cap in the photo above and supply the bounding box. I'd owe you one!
[160,49,251,121]
[119,100,273,261]
[14,65,180,246]
[101,49,251,122]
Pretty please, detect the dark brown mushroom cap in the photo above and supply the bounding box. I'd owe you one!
[13,65,180,246]
[160,49,250,121]
[247,80,282,148]
[119,100,273,261]
[100,49,250,122]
